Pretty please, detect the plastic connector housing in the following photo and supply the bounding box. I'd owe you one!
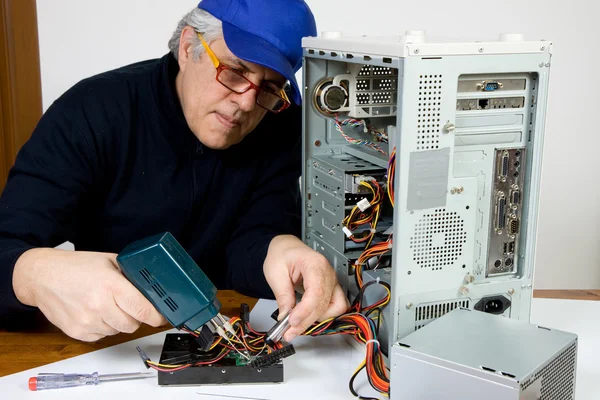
[240,303,250,325]
[116,232,221,331]
[136,346,151,369]
[195,325,215,351]
[248,344,296,368]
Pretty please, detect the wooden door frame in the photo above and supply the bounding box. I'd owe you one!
[0,0,42,192]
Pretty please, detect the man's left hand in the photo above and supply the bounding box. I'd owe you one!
[263,235,349,342]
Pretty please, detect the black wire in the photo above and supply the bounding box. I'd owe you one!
[365,307,382,336]
[348,362,378,400]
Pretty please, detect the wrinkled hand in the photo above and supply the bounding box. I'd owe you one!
[263,235,349,342]
[12,248,166,341]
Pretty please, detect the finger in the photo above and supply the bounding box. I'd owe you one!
[287,268,333,335]
[319,284,350,320]
[39,304,106,342]
[96,320,120,337]
[69,332,106,342]
[113,279,167,327]
[283,283,346,342]
[264,263,297,319]
[103,307,142,334]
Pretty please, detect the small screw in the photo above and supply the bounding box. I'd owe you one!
[508,288,515,295]
[521,285,527,289]
[406,302,413,309]
[458,186,464,193]
[257,369,262,373]
[451,188,457,194]
[443,122,456,133]
[539,62,544,67]
[545,62,550,67]
[527,284,532,289]
[414,48,420,54]
[459,285,469,295]
[478,47,484,53]
[540,45,545,51]
[464,273,475,284]
[221,369,226,374]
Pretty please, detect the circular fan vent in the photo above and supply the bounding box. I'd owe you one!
[410,209,467,270]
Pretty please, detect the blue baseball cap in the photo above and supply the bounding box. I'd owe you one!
[197,0,316,105]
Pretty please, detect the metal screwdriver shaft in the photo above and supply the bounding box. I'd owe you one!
[28,371,155,391]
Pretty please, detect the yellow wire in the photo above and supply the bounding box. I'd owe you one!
[147,360,186,368]
[353,360,367,375]
[303,317,336,335]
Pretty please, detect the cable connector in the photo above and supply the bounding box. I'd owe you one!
[240,303,250,335]
[195,325,215,351]
[270,309,280,321]
[217,313,236,337]
[215,325,227,340]
[136,346,151,369]
[240,303,250,325]
[248,344,296,368]
[357,198,371,212]
[342,226,353,238]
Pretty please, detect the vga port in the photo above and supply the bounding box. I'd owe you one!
[508,218,519,235]
[511,190,520,205]
[481,81,502,91]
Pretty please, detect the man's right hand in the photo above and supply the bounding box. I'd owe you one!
[12,248,167,341]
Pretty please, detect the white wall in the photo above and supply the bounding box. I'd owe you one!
[36,0,600,289]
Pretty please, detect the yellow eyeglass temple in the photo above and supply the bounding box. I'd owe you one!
[197,32,220,68]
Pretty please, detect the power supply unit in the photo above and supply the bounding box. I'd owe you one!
[389,309,578,400]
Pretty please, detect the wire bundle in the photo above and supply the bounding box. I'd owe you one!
[334,115,388,156]
[302,311,390,399]
[141,316,276,373]
[387,147,396,207]
[138,296,392,399]
[343,180,385,248]
[353,238,393,290]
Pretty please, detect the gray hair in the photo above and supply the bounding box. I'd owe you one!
[168,8,223,61]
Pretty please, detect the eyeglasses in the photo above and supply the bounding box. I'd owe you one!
[197,32,291,113]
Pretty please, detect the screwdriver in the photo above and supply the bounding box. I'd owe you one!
[28,371,155,391]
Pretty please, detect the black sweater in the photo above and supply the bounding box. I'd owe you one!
[0,53,302,320]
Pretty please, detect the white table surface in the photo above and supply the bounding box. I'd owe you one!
[0,297,598,399]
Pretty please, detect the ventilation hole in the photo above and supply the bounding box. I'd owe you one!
[139,269,153,284]
[352,65,398,111]
[520,342,576,399]
[416,74,442,150]
[410,208,467,269]
[414,299,472,329]
[164,297,179,312]
[152,283,167,298]
[481,366,497,373]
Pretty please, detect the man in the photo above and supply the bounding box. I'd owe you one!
[0,0,348,342]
